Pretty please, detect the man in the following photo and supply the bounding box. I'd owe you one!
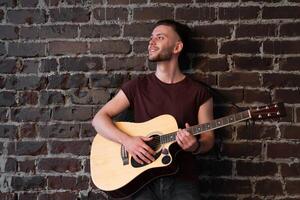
[92,19,214,200]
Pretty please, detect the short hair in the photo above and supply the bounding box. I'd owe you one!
[154,19,191,70]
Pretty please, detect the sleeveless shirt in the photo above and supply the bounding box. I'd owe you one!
[121,73,211,180]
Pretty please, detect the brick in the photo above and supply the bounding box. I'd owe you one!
[40,25,78,39]
[106,7,128,21]
[264,40,300,54]
[70,88,110,105]
[0,142,3,154]
[44,0,60,6]
[193,56,229,72]
[219,7,260,20]
[49,41,87,55]
[0,9,3,20]
[5,75,47,90]
[19,160,36,173]
[196,159,233,176]
[0,76,5,89]
[18,91,38,106]
[255,179,283,195]
[176,7,216,21]
[81,24,121,38]
[20,0,39,7]
[11,108,51,122]
[8,42,46,57]
[275,89,300,104]
[236,161,277,176]
[0,108,9,122]
[263,73,300,88]
[286,180,300,195]
[39,192,77,200]
[8,141,47,156]
[5,157,17,172]
[20,26,40,39]
[47,74,88,89]
[281,163,300,177]
[220,40,261,54]
[0,42,6,55]
[219,72,260,87]
[21,60,39,73]
[107,0,146,4]
[40,90,65,105]
[106,56,146,71]
[237,124,277,140]
[0,0,17,7]
[244,89,270,104]
[48,175,89,190]
[0,25,19,39]
[38,158,81,172]
[60,56,103,72]
[52,106,93,121]
[263,6,300,19]
[211,178,252,194]
[221,142,262,158]
[133,7,174,20]
[90,40,131,54]
[19,193,38,200]
[7,9,47,24]
[50,140,90,155]
[192,24,232,38]
[190,73,216,86]
[133,40,148,54]
[20,123,37,138]
[213,88,244,104]
[0,91,16,106]
[267,143,300,158]
[11,176,46,191]
[124,23,154,37]
[92,7,105,21]
[297,107,300,123]
[279,124,300,140]
[39,124,80,138]
[279,57,300,71]
[189,39,218,54]
[233,56,273,71]
[40,58,58,72]
[49,7,90,22]
[0,125,17,139]
[280,22,300,36]
[81,123,96,138]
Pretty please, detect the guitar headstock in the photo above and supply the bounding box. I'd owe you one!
[249,102,286,120]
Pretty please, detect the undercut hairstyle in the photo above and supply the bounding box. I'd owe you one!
[154,19,191,70]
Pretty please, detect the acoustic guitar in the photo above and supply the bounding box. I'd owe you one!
[90,102,286,199]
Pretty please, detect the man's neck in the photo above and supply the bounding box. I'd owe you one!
[155,60,185,84]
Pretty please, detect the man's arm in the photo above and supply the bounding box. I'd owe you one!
[176,97,214,154]
[92,90,155,164]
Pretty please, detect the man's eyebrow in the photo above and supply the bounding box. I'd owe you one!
[151,33,168,37]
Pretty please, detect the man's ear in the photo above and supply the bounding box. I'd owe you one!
[173,41,183,54]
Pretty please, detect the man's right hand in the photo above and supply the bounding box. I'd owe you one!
[123,136,155,165]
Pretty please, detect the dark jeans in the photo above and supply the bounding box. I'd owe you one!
[132,176,201,200]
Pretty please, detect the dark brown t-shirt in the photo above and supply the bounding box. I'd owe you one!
[121,73,212,180]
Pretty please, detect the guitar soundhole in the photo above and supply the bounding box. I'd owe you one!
[131,134,162,168]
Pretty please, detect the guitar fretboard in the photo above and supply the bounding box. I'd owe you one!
[159,110,250,144]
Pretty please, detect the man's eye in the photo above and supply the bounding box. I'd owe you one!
[158,36,164,40]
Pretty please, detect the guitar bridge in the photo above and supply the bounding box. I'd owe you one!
[121,145,129,165]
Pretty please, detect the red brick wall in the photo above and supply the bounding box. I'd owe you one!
[0,0,299,199]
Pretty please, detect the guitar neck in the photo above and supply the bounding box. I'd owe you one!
[160,110,251,144]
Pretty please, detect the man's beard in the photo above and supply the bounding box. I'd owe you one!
[148,47,173,62]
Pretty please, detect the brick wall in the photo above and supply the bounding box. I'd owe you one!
[0,0,299,199]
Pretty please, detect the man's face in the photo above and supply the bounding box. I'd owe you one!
[148,25,181,62]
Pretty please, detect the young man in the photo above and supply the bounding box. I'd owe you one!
[92,19,214,200]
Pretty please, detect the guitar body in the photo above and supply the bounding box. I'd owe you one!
[90,114,180,199]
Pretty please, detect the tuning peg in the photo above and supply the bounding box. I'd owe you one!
[277,111,280,115]
[274,104,278,108]
[258,114,262,118]
[267,113,271,117]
